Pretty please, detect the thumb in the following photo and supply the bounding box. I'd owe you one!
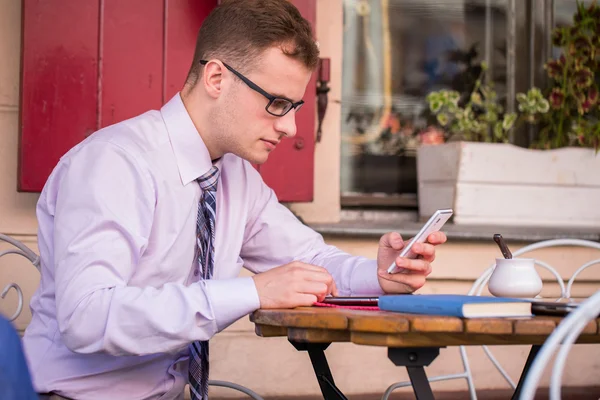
[379,232,404,251]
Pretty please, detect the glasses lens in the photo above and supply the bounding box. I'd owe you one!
[267,98,293,116]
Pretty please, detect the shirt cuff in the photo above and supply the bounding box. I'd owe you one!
[204,277,261,331]
[350,259,385,295]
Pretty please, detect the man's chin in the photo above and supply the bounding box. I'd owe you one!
[246,152,269,165]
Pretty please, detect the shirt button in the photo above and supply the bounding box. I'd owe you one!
[193,268,200,276]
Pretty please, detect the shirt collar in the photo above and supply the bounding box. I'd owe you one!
[161,93,216,185]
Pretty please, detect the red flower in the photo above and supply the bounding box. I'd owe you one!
[588,86,599,105]
[577,91,593,114]
[574,67,593,88]
[550,88,565,109]
[552,28,566,47]
[544,60,564,79]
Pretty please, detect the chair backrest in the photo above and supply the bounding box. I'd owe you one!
[519,289,600,400]
[467,238,600,392]
[0,234,40,322]
[469,238,600,299]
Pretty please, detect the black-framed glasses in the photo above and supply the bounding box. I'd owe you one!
[200,60,304,117]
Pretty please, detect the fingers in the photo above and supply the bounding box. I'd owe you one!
[390,256,433,275]
[291,293,320,306]
[379,232,404,250]
[289,262,338,298]
[330,278,339,297]
[409,242,436,262]
[378,270,427,292]
[295,281,332,302]
[426,231,447,245]
[254,262,339,309]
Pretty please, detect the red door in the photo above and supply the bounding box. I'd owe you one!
[257,0,317,202]
[19,0,316,203]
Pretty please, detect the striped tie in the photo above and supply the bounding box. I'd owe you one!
[189,165,220,400]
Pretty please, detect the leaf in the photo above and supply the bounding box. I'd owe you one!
[436,113,450,127]
[528,87,544,100]
[493,122,504,139]
[502,113,517,131]
[516,93,528,104]
[537,99,550,113]
[471,92,483,105]
[430,100,442,113]
[447,91,461,105]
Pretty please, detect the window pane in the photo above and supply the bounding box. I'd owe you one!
[340,0,508,203]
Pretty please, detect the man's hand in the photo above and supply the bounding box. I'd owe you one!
[376,231,447,294]
[252,261,339,309]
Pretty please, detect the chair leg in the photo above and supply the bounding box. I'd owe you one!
[459,346,478,400]
[208,380,264,400]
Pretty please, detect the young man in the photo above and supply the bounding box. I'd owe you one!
[23,1,446,399]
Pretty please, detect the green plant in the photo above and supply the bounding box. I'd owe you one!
[528,0,600,150]
[425,62,545,143]
[426,0,600,151]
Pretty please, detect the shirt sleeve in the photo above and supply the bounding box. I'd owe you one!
[50,140,258,357]
[239,164,384,296]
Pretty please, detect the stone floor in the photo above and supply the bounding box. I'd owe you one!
[211,386,600,400]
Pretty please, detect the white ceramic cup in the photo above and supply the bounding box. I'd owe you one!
[488,257,543,298]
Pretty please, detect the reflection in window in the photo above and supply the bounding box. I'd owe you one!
[340,0,507,205]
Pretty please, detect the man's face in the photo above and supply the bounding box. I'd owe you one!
[213,46,313,164]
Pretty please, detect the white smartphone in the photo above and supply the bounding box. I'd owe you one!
[387,208,453,274]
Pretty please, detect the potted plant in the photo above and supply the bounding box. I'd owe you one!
[416,0,600,227]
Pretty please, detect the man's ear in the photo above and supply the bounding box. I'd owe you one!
[202,60,225,99]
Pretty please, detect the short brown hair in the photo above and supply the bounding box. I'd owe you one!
[186,0,319,85]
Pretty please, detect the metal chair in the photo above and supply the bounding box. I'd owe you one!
[0,233,264,400]
[519,289,600,400]
[381,238,600,400]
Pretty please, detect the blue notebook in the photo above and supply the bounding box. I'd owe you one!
[379,294,533,318]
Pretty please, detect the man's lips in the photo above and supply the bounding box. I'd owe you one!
[261,139,279,149]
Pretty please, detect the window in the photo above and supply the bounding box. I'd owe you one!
[340,0,509,208]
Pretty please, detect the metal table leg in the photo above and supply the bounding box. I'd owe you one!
[511,345,542,400]
[289,341,348,400]
[388,347,441,400]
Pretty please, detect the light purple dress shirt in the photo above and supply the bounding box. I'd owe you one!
[22,93,384,400]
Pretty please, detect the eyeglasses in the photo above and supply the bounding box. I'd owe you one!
[199,60,304,117]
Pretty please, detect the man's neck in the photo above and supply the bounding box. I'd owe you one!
[179,90,221,160]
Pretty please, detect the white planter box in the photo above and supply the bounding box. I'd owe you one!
[417,142,600,227]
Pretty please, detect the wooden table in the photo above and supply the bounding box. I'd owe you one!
[250,307,600,400]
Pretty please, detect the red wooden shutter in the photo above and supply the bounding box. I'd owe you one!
[18,0,217,192]
[257,0,317,203]
[19,0,316,203]
[19,1,101,192]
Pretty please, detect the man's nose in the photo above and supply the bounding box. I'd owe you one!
[274,110,297,138]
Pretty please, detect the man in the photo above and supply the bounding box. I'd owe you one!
[23,1,446,399]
